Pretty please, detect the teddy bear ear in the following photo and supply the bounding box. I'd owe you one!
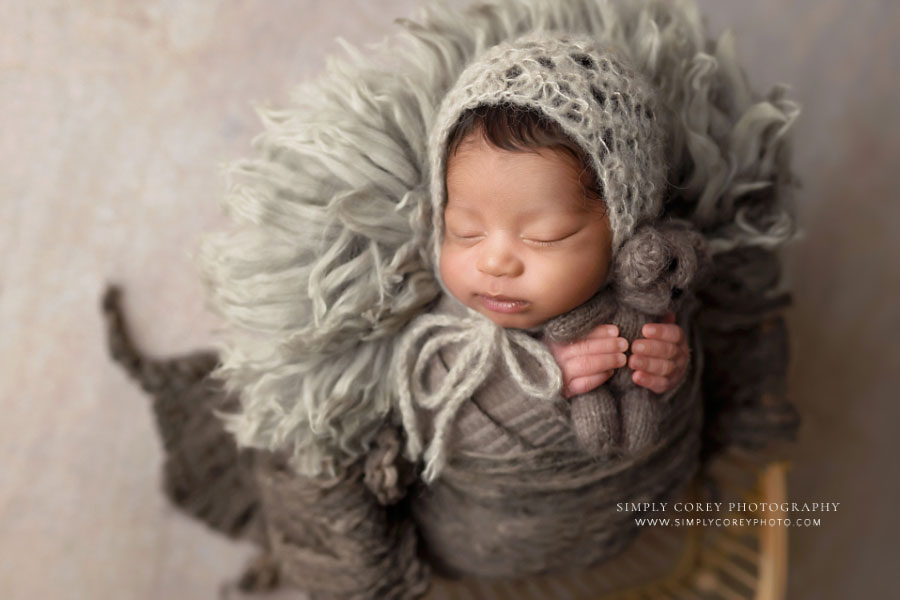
[614,224,669,281]
[617,224,666,262]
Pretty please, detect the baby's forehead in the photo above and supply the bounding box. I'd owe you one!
[444,196,586,216]
[443,191,601,224]
[444,140,604,215]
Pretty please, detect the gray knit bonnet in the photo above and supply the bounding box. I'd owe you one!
[428,33,669,274]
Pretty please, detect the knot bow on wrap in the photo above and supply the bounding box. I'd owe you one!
[392,308,563,483]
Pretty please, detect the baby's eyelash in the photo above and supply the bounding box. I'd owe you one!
[526,239,559,247]
[449,231,483,241]
[524,229,579,247]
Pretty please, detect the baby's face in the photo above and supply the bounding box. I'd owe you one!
[440,134,612,329]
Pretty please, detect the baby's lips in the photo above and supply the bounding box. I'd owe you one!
[482,292,528,303]
[478,294,530,314]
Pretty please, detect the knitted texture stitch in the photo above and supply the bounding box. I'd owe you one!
[429,34,668,273]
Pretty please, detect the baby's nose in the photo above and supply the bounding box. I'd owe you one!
[476,237,524,277]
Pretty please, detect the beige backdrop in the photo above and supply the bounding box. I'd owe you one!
[2,1,898,598]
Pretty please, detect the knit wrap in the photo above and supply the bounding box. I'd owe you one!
[406,294,704,578]
[428,33,668,278]
[392,300,562,483]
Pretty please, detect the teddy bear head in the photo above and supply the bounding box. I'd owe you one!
[612,220,710,316]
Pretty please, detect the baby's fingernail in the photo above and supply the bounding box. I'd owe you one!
[617,338,628,351]
[633,342,644,353]
[617,353,627,367]
[644,325,656,336]
[632,357,644,369]
[607,326,618,336]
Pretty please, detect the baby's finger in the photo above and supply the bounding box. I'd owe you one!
[631,338,680,360]
[583,324,619,339]
[628,354,677,377]
[564,372,613,398]
[641,323,684,344]
[632,370,671,394]
[556,336,628,361]
[564,352,627,379]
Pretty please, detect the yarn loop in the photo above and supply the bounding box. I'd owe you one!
[393,307,562,482]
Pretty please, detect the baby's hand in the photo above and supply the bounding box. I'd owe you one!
[543,325,628,399]
[629,312,689,394]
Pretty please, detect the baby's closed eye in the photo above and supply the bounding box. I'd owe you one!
[448,229,483,238]
[521,227,583,246]
[445,227,485,244]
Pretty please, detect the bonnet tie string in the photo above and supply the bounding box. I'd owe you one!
[392,311,562,483]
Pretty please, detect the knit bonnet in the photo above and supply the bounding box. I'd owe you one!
[428,33,669,275]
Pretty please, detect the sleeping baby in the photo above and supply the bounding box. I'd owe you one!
[390,34,708,578]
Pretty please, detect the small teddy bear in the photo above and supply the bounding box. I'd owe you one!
[544,219,711,457]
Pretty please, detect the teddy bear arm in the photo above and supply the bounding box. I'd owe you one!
[543,291,618,343]
[619,385,663,454]
[569,386,620,456]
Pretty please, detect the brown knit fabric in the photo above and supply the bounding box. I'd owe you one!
[102,286,265,547]
[103,276,797,596]
[694,247,801,461]
[406,293,703,579]
[103,285,429,599]
[364,425,420,506]
[254,447,429,600]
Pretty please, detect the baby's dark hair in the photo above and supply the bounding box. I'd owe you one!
[445,103,605,212]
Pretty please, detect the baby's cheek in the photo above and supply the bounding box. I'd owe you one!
[566,251,610,297]
[438,246,454,286]
[534,255,599,316]
[438,246,469,298]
